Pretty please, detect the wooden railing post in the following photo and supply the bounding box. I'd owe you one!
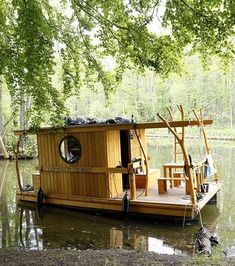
[193,109,210,154]
[133,127,149,196]
[193,109,219,182]
[128,163,136,200]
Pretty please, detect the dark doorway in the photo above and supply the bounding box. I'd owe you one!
[120,130,131,189]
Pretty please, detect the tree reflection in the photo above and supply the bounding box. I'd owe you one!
[0,161,11,248]
[0,161,42,249]
[19,207,42,249]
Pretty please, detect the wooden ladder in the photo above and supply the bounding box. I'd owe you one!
[158,106,197,205]
[167,106,184,163]
[166,107,184,188]
[173,131,184,163]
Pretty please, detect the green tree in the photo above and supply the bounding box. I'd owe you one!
[1,0,235,127]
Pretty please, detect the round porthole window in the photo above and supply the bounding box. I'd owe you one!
[59,136,82,163]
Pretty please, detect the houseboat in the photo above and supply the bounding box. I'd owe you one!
[14,108,221,219]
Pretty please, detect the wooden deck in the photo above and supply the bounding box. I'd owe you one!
[16,180,221,219]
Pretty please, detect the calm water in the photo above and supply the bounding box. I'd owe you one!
[0,138,235,254]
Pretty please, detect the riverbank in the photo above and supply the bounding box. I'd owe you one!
[146,126,235,142]
[0,248,234,266]
[147,133,235,142]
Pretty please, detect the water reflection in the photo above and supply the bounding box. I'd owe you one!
[148,139,235,250]
[0,161,12,248]
[0,139,235,254]
[3,201,220,255]
[16,205,191,253]
[0,160,36,249]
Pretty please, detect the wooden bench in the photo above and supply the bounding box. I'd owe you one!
[158,172,192,195]
[163,162,184,188]
[172,171,184,187]
[157,177,185,194]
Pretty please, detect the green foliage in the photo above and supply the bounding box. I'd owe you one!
[18,136,37,159]
[64,55,235,130]
[4,129,37,159]
[193,246,223,265]
[1,0,235,128]
[2,0,65,128]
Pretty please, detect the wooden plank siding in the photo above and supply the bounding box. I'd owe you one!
[106,130,123,198]
[37,129,123,198]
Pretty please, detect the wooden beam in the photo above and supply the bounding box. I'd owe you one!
[16,191,196,218]
[128,163,136,200]
[42,166,129,174]
[14,119,213,135]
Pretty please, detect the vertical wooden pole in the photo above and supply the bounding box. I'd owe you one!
[128,163,136,200]
[133,127,149,196]
[193,109,219,182]
[166,107,177,188]
[193,109,210,154]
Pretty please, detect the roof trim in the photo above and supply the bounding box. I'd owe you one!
[14,119,213,136]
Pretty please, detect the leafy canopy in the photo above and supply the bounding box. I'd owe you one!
[0,0,235,127]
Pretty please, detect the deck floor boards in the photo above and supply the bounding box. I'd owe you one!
[132,181,220,206]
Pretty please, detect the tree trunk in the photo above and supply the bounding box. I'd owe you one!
[0,76,9,159]
[19,94,30,129]
[231,63,235,128]
[0,136,9,159]
[19,94,26,129]
[0,76,4,137]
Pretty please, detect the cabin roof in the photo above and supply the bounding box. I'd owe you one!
[14,119,213,136]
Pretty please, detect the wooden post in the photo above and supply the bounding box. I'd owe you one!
[157,107,197,205]
[133,127,149,196]
[128,163,136,200]
[166,107,177,132]
[193,109,210,154]
[193,109,219,182]
[166,107,176,188]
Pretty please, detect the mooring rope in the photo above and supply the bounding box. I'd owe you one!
[183,204,188,227]
[183,201,203,227]
[198,206,204,227]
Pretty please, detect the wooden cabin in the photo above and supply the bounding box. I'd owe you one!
[15,116,221,219]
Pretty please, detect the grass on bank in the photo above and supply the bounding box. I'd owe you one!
[193,246,224,265]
